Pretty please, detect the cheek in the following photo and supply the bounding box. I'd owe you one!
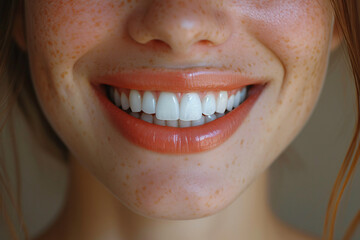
[25,0,128,68]
[245,2,333,100]
[24,0,129,141]
[253,2,333,153]
[243,1,332,64]
[225,1,334,169]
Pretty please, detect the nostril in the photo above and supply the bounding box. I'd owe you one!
[198,40,214,46]
[143,39,172,51]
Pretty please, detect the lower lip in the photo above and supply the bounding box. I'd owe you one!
[95,84,265,154]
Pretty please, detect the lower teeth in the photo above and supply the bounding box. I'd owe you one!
[124,109,230,127]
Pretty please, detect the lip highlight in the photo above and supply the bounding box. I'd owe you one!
[93,70,265,154]
[92,69,266,92]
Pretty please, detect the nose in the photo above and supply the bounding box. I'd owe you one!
[127,1,232,54]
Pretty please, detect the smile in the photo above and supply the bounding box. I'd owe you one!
[106,86,249,127]
[93,69,267,154]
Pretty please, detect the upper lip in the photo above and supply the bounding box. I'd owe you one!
[91,68,267,92]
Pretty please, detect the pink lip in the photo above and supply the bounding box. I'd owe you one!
[92,70,267,154]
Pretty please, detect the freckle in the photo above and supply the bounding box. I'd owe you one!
[142,186,147,191]
[150,180,154,185]
[242,178,245,183]
[122,182,127,187]
[226,164,229,168]
[215,190,220,195]
[137,160,142,165]
[60,71,68,78]
[120,163,125,167]
[184,157,189,161]
[185,197,189,200]
[107,137,111,142]
[126,174,130,180]
[197,163,201,166]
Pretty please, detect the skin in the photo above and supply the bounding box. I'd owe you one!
[12,0,342,239]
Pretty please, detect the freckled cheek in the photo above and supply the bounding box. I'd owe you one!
[26,4,125,63]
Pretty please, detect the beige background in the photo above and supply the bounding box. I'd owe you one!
[0,46,359,239]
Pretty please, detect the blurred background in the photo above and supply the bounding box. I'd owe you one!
[0,46,359,239]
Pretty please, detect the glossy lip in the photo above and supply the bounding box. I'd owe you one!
[92,70,267,154]
[91,69,266,91]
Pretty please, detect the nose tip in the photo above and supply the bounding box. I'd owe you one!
[127,1,231,54]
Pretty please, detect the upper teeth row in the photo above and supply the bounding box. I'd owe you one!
[108,87,248,121]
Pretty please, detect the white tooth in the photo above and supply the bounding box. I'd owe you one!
[141,113,153,124]
[216,113,225,118]
[154,117,166,126]
[216,91,228,113]
[179,120,191,128]
[142,91,156,114]
[121,92,130,110]
[166,120,179,127]
[129,90,141,112]
[114,89,121,107]
[234,91,241,108]
[205,114,217,123]
[179,93,202,121]
[202,93,216,116]
[130,112,140,119]
[240,87,247,103]
[192,116,205,127]
[156,92,179,120]
[227,95,235,111]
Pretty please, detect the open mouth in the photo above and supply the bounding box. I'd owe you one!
[93,70,266,154]
[105,85,250,128]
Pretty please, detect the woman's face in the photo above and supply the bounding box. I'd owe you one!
[21,0,335,219]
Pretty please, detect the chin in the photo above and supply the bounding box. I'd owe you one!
[120,183,240,220]
[97,163,244,220]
